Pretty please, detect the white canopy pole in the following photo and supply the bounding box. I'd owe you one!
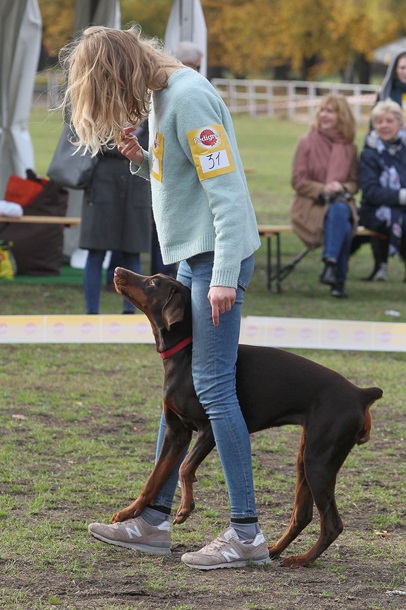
[0,0,42,197]
[165,0,207,78]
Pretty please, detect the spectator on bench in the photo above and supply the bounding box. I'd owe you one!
[359,100,406,280]
[290,94,358,298]
[364,50,406,281]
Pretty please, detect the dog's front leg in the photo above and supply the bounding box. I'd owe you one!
[110,409,192,523]
[174,425,216,524]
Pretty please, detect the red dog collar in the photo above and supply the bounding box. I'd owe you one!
[159,336,193,360]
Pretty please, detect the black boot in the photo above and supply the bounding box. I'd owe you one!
[331,283,348,299]
[320,262,338,286]
[364,237,389,281]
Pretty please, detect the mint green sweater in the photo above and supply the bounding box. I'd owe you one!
[132,68,260,288]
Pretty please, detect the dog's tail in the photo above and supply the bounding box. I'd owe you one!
[356,386,383,445]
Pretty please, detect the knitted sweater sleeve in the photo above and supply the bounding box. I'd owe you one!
[129,150,150,180]
[172,84,256,288]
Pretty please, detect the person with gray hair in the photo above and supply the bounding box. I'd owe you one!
[364,51,406,281]
[174,40,203,71]
[359,99,406,279]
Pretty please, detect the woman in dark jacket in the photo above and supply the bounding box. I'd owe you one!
[359,100,406,277]
[80,119,152,313]
[365,50,406,280]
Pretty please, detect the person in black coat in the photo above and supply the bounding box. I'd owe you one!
[359,100,406,279]
[80,119,152,313]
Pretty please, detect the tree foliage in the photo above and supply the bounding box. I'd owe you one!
[203,0,406,80]
[120,0,171,37]
[38,0,75,57]
[37,0,406,82]
[38,0,171,57]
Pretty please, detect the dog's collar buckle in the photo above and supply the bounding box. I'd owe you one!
[159,336,193,360]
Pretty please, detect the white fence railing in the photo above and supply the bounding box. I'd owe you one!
[35,73,380,123]
[211,79,380,123]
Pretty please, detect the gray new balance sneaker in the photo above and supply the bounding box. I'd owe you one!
[88,516,171,556]
[181,527,270,570]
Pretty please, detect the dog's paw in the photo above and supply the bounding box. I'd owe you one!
[281,555,310,569]
[110,508,134,524]
[173,501,195,524]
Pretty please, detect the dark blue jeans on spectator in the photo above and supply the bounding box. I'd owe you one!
[84,249,141,314]
[322,201,353,283]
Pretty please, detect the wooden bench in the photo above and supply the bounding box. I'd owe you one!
[258,224,382,293]
[0,215,81,227]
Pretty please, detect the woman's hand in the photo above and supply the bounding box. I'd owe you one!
[118,126,144,166]
[324,180,343,194]
[208,286,236,327]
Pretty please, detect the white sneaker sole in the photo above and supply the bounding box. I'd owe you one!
[181,555,271,570]
[89,530,171,556]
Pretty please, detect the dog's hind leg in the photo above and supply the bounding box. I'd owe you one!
[174,425,216,524]
[268,428,314,562]
[280,424,357,568]
[282,393,382,568]
[281,468,343,568]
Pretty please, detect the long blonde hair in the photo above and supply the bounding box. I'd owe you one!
[60,25,181,154]
[313,94,356,143]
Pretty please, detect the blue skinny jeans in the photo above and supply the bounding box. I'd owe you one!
[84,249,141,314]
[153,252,258,521]
[322,201,353,283]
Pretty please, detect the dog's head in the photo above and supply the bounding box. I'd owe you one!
[114,267,192,334]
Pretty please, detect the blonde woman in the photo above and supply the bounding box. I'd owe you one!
[60,25,269,570]
[290,95,358,298]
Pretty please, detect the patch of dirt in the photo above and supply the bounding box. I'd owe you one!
[1,346,405,610]
[3,436,405,610]
[6,536,405,610]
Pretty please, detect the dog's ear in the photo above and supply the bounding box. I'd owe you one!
[161,288,185,331]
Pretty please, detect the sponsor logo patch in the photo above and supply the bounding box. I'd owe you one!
[187,124,236,180]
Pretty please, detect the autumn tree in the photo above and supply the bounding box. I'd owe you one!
[203,0,406,82]
[38,0,172,59]
[37,0,406,82]
[38,0,75,58]
[120,0,171,37]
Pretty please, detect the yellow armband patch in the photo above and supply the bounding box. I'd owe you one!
[151,132,164,182]
[186,124,235,181]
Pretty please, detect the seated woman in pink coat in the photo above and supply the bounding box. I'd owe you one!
[290,94,358,298]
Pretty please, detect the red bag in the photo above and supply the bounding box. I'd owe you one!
[0,171,68,275]
[5,175,47,206]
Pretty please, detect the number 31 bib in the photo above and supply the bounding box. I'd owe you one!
[186,124,236,181]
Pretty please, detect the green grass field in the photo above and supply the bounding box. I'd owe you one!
[0,106,404,610]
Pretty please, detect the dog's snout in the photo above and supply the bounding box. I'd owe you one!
[114,267,125,278]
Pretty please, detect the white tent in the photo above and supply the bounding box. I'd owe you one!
[165,0,207,77]
[0,0,41,198]
[374,37,406,65]
[0,0,121,202]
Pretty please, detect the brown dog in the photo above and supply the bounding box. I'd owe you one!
[112,268,382,567]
